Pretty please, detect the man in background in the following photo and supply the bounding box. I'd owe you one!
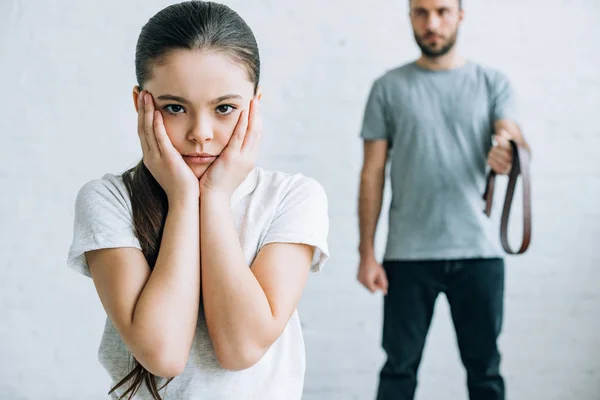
[356,0,530,399]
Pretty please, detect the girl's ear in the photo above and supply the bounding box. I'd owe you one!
[255,86,263,101]
[133,86,142,112]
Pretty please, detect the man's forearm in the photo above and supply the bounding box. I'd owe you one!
[358,167,386,259]
[495,119,531,153]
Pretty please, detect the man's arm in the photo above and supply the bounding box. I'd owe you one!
[494,119,530,152]
[357,139,389,294]
[488,69,531,174]
[358,140,388,258]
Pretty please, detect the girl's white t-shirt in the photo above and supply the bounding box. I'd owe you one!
[67,167,329,400]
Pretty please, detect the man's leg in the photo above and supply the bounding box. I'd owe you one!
[376,260,443,400]
[445,258,505,400]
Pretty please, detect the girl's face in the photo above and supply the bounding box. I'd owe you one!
[133,50,258,178]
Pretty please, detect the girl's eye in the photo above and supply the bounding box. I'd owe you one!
[164,104,185,115]
[216,104,235,115]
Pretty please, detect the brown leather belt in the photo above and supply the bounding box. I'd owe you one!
[482,140,532,255]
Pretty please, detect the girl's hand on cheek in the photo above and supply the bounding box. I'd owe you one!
[137,91,199,202]
[199,97,262,198]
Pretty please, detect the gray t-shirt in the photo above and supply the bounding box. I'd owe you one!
[360,61,518,260]
[67,167,329,399]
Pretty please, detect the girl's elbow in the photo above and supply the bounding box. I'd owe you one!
[215,343,267,371]
[139,342,190,378]
[151,352,188,378]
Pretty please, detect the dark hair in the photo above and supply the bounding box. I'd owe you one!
[410,0,462,9]
[114,2,260,399]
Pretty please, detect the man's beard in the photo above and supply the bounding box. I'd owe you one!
[414,29,458,58]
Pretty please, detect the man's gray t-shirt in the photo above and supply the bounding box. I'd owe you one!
[360,61,518,260]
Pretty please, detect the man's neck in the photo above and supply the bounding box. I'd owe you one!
[416,48,466,71]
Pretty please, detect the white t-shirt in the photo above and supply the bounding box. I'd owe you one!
[67,167,329,400]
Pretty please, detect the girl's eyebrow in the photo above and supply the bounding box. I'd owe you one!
[210,94,242,104]
[156,94,190,104]
[155,94,243,104]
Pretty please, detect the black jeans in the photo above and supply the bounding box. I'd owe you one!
[376,258,505,400]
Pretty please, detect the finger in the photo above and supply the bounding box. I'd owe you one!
[361,276,377,293]
[367,280,377,293]
[489,158,511,174]
[242,98,262,152]
[379,270,389,295]
[226,109,249,152]
[137,91,149,155]
[493,134,511,150]
[153,110,174,156]
[249,115,263,154]
[144,93,159,154]
[489,151,511,167]
[488,155,508,172]
[241,98,257,148]
[497,128,513,141]
[495,135,512,151]
[489,147,512,165]
[490,141,512,158]
[374,274,388,295]
[487,157,498,169]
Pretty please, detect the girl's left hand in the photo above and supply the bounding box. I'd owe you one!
[199,97,262,197]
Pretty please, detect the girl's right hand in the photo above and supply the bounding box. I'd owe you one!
[137,91,199,202]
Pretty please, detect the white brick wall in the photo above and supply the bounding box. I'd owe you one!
[1,0,598,399]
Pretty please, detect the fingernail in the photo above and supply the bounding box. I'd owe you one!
[144,93,149,105]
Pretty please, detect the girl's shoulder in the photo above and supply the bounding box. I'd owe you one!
[75,173,133,225]
[68,171,139,278]
[249,168,330,273]
[75,172,133,215]
[251,167,327,205]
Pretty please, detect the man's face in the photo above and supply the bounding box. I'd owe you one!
[410,0,464,58]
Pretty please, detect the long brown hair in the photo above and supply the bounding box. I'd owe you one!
[111,1,260,398]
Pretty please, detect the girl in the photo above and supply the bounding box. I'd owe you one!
[67,2,329,399]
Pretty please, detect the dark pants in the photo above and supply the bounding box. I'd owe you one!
[376,258,505,400]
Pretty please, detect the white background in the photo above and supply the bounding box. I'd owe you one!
[1,0,599,399]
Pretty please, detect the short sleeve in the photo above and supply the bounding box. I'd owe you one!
[67,177,142,278]
[261,177,329,273]
[360,78,390,141]
[490,71,519,124]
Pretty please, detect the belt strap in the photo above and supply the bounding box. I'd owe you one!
[482,140,532,255]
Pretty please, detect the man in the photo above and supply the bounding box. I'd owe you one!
[357,0,530,399]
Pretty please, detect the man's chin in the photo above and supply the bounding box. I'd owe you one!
[415,33,457,58]
[418,42,444,56]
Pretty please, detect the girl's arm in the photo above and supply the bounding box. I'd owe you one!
[87,196,200,378]
[200,191,314,371]
[86,92,202,378]
[198,98,328,371]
